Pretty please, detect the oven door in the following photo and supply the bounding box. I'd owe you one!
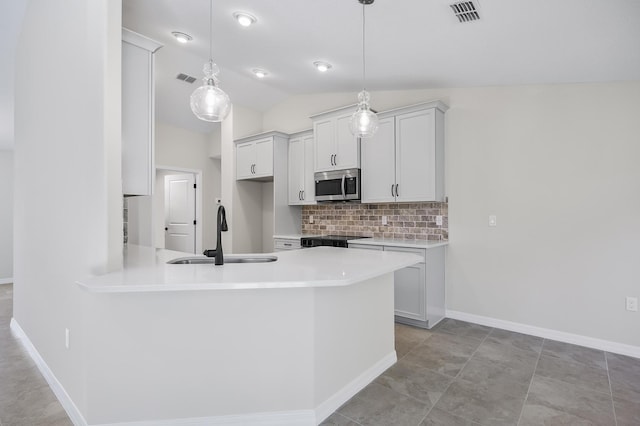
[314,169,360,202]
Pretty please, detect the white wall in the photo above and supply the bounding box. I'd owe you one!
[0,150,13,282]
[155,122,221,250]
[13,0,122,418]
[262,82,640,349]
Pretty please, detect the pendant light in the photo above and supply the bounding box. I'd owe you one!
[190,0,231,122]
[349,0,378,138]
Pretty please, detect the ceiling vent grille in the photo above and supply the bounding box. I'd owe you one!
[450,1,480,22]
[176,73,197,84]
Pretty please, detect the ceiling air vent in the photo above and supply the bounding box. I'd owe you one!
[450,1,480,23]
[176,73,197,84]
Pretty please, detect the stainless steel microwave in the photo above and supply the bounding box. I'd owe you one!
[314,168,361,202]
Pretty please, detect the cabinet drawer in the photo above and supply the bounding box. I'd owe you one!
[349,244,383,251]
[383,246,426,263]
[274,239,301,250]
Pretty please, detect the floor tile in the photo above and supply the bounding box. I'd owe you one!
[403,333,481,377]
[541,339,606,370]
[395,323,432,359]
[535,354,610,394]
[519,375,615,426]
[433,319,492,342]
[484,329,543,354]
[614,397,640,426]
[606,352,640,402]
[420,407,482,426]
[457,340,537,397]
[338,382,430,426]
[375,358,452,407]
[433,379,525,426]
[320,412,359,426]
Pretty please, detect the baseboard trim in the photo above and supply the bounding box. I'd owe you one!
[0,277,13,285]
[10,318,88,426]
[93,411,316,426]
[446,310,640,359]
[314,351,397,424]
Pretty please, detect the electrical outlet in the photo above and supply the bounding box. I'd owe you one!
[381,216,388,225]
[309,215,314,224]
[626,297,638,312]
[489,215,497,227]
[436,215,443,226]
[65,328,70,349]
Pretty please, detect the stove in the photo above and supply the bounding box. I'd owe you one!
[300,235,367,248]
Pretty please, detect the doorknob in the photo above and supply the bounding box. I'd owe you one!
[165,227,168,231]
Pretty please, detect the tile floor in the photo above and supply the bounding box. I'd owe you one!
[324,320,640,426]
[1,283,639,426]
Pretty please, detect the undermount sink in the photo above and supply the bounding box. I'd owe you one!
[167,255,278,265]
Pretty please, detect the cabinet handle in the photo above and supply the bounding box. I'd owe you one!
[299,190,302,200]
[395,184,399,197]
[284,243,292,247]
[302,190,305,200]
[391,184,395,197]
[330,154,333,166]
[333,154,337,166]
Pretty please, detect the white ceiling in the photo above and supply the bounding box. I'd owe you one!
[123,0,640,133]
[2,1,639,145]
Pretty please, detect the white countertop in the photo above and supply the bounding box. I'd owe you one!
[76,244,422,293]
[347,238,449,249]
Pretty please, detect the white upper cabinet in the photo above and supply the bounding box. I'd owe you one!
[312,106,360,172]
[236,136,274,180]
[360,116,396,203]
[361,101,448,203]
[121,29,162,196]
[288,131,315,205]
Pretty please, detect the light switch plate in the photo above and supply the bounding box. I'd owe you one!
[436,216,443,226]
[381,216,388,225]
[309,215,314,224]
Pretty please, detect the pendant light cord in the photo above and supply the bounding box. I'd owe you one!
[209,0,213,61]
[361,2,366,91]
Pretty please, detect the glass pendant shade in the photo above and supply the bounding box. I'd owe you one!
[349,90,379,138]
[190,60,231,122]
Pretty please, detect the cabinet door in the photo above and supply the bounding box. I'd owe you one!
[302,135,316,203]
[314,118,335,172]
[288,137,304,204]
[253,138,274,177]
[335,113,360,169]
[395,109,436,201]
[361,116,396,203]
[236,142,255,180]
[122,41,154,195]
[384,246,427,322]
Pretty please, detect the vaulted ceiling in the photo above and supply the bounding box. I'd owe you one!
[2,0,639,146]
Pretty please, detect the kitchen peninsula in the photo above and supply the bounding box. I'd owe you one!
[75,244,421,425]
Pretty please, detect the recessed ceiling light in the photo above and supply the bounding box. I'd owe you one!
[171,31,193,43]
[313,61,333,72]
[233,12,257,27]
[252,68,268,79]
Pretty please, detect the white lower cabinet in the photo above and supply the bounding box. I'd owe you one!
[273,237,301,252]
[350,242,445,329]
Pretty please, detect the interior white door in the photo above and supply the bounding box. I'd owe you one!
[164,173,196,253]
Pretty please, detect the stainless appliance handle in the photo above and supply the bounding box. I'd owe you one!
[341,174,346,199]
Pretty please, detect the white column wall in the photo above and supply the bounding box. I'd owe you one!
[13,0,122,416]
[262,82,640,348]
[0,151,13,282]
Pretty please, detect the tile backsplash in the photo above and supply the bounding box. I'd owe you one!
[302,202,448,241]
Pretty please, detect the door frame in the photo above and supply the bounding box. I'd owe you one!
[155,165,203,254]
